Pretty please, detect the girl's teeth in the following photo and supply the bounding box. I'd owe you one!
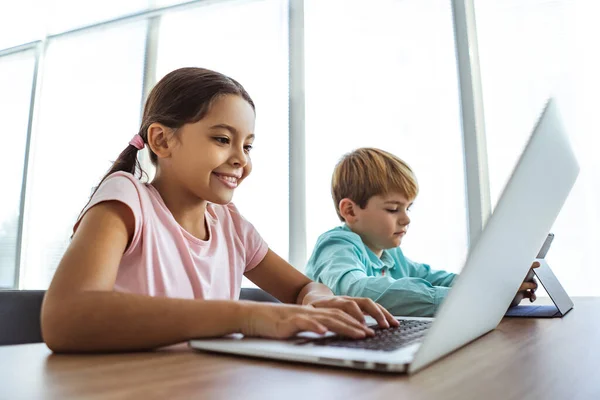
[216,174,238,185]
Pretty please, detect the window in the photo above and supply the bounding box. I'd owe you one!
[475,0,600,295]
[155,0,290,260]
[19,22,147,289]
[2,0,596,295]
[46,0,150,34]
[475,0,568,207]
[0,1,45,50]
[0,50,36,287]
[304,0,468,273]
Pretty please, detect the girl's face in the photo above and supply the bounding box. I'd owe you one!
[161,94,256,204]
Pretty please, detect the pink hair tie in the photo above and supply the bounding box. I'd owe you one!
[129,134,145,150]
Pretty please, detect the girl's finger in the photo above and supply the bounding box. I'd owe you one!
[377,303,400,327]
[353,298,389,328]
[275,315,327,339]
[336,299,367,324]
[315,316,370,339]
[321,308,374,335]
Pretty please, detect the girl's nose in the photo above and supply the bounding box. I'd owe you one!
[230,148,247,168]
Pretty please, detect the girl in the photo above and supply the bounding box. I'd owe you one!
[41,67,398,352]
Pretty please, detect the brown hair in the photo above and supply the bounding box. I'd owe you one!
[331,148,418,221]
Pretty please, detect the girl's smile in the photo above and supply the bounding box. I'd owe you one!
[212,171,242,189]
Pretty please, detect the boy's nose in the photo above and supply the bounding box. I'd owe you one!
[399,214,410,226]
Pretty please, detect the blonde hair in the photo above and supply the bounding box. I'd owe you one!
[331,148,418,221]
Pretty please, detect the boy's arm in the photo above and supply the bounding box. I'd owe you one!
[403,257,457,287]
[338,271,449,317]
[307,237,450,317]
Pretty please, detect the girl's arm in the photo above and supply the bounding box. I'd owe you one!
[42,201,246,352]
[244,250,398,328]
[42,202,377,352]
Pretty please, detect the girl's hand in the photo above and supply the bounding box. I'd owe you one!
[304,295,399,329]
[238,302,382,339]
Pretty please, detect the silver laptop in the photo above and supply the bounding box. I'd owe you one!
[190,99,579,374]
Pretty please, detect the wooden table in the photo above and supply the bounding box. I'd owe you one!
[1,297,599,400]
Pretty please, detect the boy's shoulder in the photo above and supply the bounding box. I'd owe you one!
[315,225,365,251]
[307,226,369,273]
[313,226,409,266]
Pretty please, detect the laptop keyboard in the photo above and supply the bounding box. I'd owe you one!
[301,319,432,352]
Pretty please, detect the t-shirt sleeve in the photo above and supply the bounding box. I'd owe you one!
[227,204,269,272]
[73,172,144,256]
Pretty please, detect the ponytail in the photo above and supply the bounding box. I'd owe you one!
[76,138,146,224]
[104,142,143,180]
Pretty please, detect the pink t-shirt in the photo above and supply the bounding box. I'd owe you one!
[75,171,269,300]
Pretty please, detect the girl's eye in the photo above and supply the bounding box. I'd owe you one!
[244,145,253,153]
[386,209,399,214]
[215,137,230,145]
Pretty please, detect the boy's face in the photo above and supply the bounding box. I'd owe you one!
[349,192,413,257]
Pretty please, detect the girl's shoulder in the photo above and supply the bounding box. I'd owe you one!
[101,171,146,189]
[85,171,157,222]
[75,171,149,236]
[206,203,261,241]
[97,171,154,202]
[206,202,244,224]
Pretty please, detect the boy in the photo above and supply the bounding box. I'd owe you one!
[306,148,537,317]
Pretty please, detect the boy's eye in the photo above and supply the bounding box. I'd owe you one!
[244,144,253,153]
[215,137,230,145]
[386,209,399,213]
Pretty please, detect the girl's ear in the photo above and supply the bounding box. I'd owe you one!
[147,123,173,159]
[339,198,358,223]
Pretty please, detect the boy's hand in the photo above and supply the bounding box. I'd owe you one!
[509,261,540,307]
[304,295,399,329]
